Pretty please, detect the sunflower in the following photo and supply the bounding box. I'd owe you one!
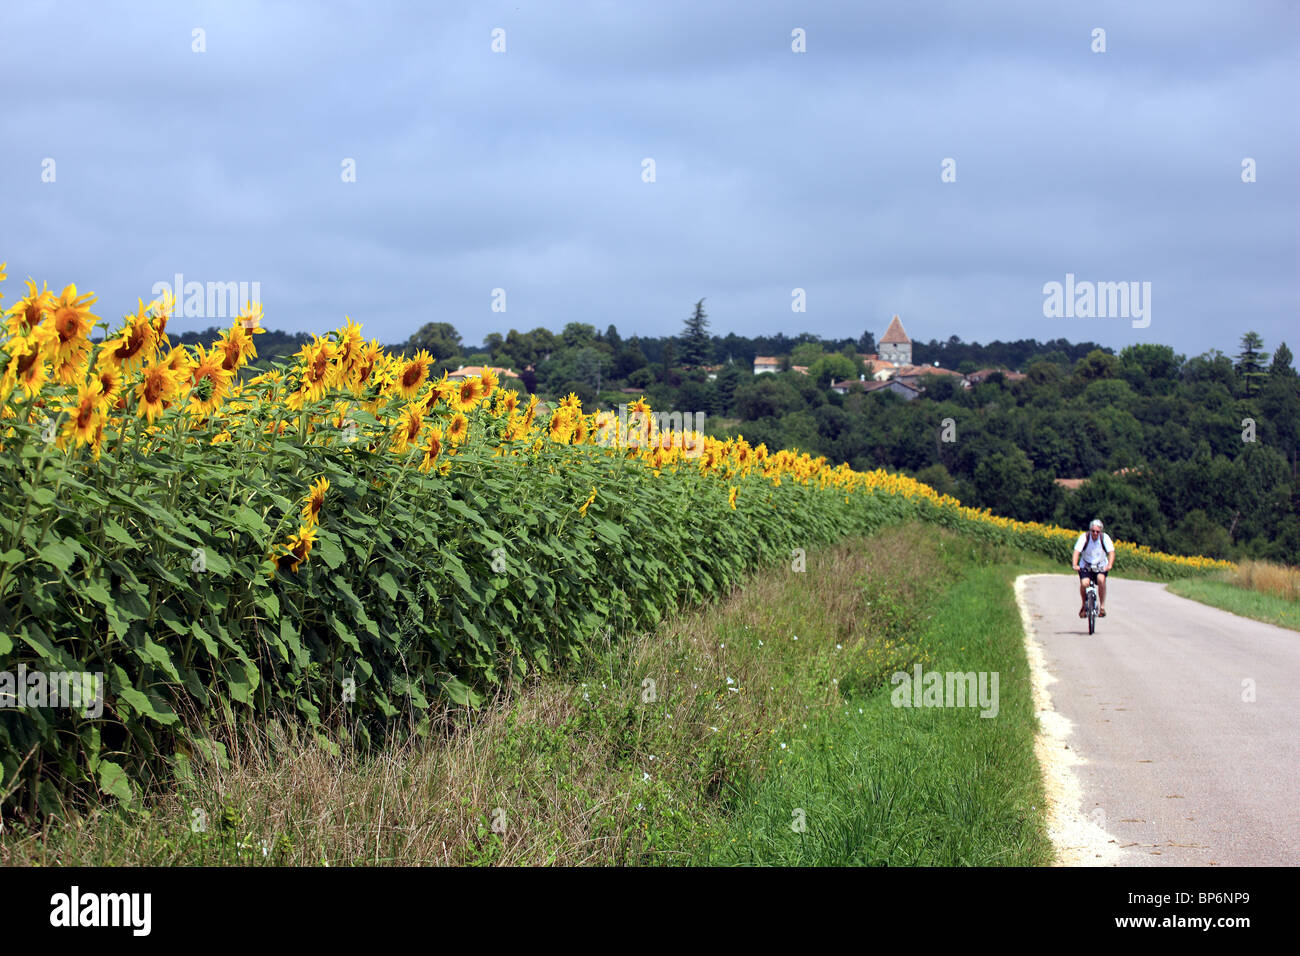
[186,344,232,416]
[3,327,54,399]
[572,414,590,445]
[95,365,124,409]
[422,372,455,411]
[271,523,318,574]
[349,339,384,393]
[300,477,329,527]
[522,394,540,429]
[334,316,364,375]
[4,279,57,338]
[559,392,582,412]
[59,379,104,449]
[394,350,433,400]
[295,336,338,401]
[479,367,500,399]
[237,301,266,333]
[418,426,444,472]
[149,290,175,346]
[547,409,573,444]
[497,389,519,417]
[391,404,425,454]
[446,411,469,445]
[503,412,529,442]
[217,323,257,374]
[48,284,100,376]
[453,375,484,412]
[99,302,157,372]
[728,486,738,510]
[135,363,183,423]
[89,417,107,460]
[578,486,597,517]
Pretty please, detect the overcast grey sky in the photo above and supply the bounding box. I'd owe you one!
[3,0,1296,358]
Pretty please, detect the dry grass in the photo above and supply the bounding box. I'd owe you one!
[1227,558,1300,600]
[1,524,948,866]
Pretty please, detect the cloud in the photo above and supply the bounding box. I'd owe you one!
[2,0,1296,357]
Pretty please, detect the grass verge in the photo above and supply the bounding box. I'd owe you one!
[691,560,1053,865]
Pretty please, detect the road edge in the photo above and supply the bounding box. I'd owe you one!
[1014,573,1124,866]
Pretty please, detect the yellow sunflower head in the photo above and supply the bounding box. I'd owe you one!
[59,379,104,450]
[418,426,444,472]
[395,350,433,400]
[301,477,330,527]
[447,411,470,445]
[454,376,484,411]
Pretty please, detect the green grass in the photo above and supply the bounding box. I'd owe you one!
[1166,578,1300,632]
[692,559,1052,866]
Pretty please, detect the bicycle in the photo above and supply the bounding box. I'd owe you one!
[1081,568,1101,634]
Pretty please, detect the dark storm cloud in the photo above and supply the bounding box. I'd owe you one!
[2,0,1296,359]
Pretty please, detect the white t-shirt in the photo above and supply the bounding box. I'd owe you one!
[1074,531,1114,569]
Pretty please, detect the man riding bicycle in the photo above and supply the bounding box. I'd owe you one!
[1072,518,1115,618]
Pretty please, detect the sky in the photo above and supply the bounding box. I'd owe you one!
[2,0,1297,360]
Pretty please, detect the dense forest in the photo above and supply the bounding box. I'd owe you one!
[184,304,1299,565]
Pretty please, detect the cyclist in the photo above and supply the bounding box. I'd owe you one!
[1072,518,1115,618]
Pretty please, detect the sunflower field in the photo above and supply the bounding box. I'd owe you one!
[0,268,1231,811]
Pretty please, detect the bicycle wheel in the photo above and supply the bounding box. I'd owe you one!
[1087,586,1097,634]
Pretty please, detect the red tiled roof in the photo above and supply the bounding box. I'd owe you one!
[447,365,520,379]
[880,315,910,345]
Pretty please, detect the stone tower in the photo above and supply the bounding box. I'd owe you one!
[879,315,912,366]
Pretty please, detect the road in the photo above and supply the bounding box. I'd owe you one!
[1017,573,1300,866]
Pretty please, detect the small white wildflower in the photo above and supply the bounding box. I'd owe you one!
[780,743,787,750]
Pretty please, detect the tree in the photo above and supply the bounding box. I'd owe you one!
[1235,331,1269,397]
[406,322,462,361]
[1269,341,1295,378]
[809,353,856,388]
[857,330,877,354]
[660,340,677,384]
[562,322,597,349]
[679,299,711,367]
[790,342,825,368]
[1074,349,1118,382]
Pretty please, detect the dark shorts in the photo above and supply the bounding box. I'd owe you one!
[1078,567,1106,582]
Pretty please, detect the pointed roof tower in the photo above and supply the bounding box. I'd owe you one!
[880,315,910,345]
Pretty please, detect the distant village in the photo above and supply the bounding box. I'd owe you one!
[414,314,1028,403]
[751,315,1025,401]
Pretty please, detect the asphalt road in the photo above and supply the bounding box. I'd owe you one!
[1020,573,1300,866]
